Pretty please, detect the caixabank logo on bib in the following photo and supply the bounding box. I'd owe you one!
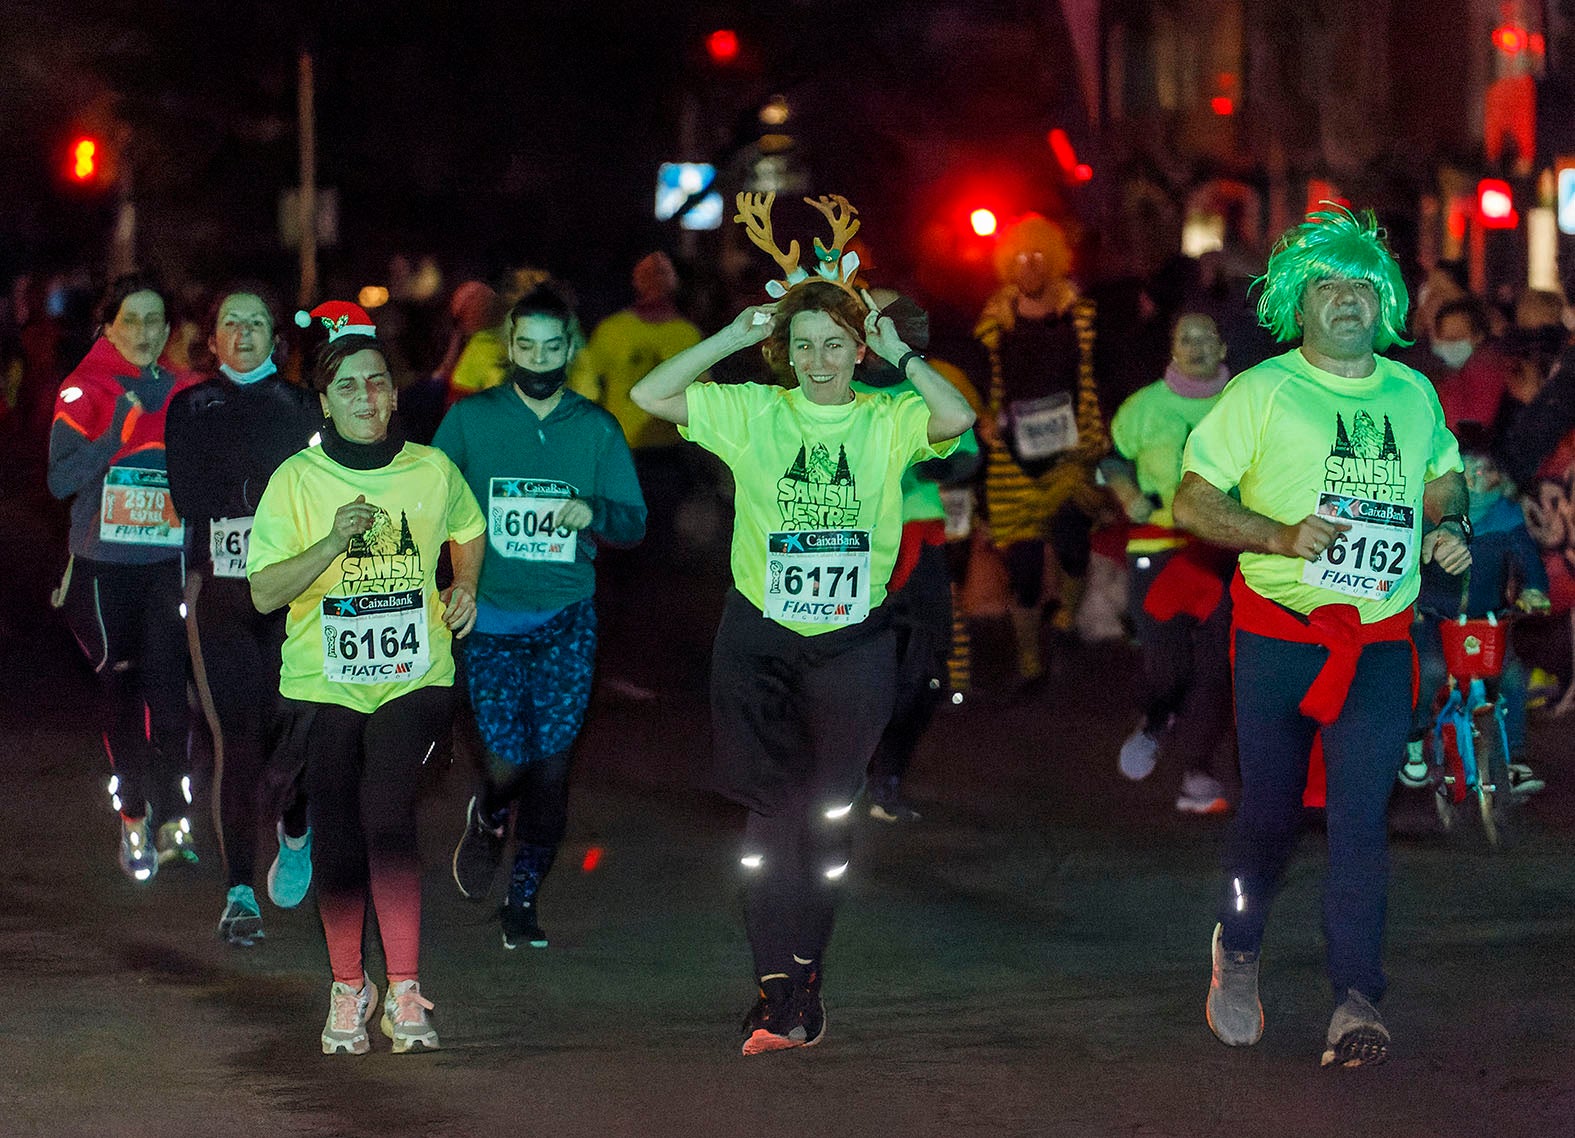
[777,441,861,529]
[338,506,422,594]
[1325,411,1407,500]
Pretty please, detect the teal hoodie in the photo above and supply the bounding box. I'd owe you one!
[433,385,646,616]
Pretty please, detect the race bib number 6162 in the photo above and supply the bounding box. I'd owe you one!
[1300,492,1415,602]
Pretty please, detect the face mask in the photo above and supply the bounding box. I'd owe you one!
[219,357,278,385]
[510,362,567,401]
[1431,339,1473,369]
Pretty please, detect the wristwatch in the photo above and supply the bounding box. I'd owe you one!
[1437,513,1473,544]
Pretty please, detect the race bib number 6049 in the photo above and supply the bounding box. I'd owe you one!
[1300,492,1415,602]
[489,478,578,562]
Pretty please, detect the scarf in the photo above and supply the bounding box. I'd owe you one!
[318,417,407,470]
[1162,362,1231,399]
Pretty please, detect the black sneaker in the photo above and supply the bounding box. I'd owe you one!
[500,899,548,949]
[452,795,504,901]
[791,972,827,1048]
[740,977,798,1056]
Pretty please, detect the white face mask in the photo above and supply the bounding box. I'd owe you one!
[1431,339,1473,369]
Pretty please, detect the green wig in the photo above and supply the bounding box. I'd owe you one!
[1255,204,1412,351]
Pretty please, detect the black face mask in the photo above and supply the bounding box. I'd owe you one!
[510,363,567,401]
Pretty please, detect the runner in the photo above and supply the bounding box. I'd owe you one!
[247,300,485,1055]
[166,286,321,945]
[48,273,200,883]
[631,193,975,1054]
[850,287,980,822]
[438,282,646,949]
[1173,205,1471,1067]
[1103,313,1236,814]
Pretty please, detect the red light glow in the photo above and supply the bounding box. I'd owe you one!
[970,209,998,237]
[581,846,604,873]
[1211,96,1235,116]
[1492,23,1526,54]
[1478,179,1514,221]
[1046,128,1078,173]
[72,138,97,181]
[1072,163,1093,182]
[706,29,739,64]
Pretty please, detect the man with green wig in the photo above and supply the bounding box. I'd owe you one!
[1173,205,1472,1067]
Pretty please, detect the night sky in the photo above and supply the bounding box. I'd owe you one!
[2,0,1085,323]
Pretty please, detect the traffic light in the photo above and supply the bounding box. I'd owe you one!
[705,28,739,65]
[1477,178,1519,228]
[70,138,97,181]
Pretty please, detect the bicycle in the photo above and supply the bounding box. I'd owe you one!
[1429,611,1513,848]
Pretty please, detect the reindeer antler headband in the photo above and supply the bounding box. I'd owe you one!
[734,192,862,300]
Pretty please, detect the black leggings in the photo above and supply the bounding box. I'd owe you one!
[709,591,896,981]
[62,557,190,823]
[188,574,306,886]
[869,543,951,788]
[1001,502,1094,609]
[303,684,455,984]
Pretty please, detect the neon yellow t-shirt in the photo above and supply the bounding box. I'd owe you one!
[1112,379,1224,551]
[449,326,508,399]
[1183,349,1461,621]
[248,442,486,712]
[570,311,703,450]
[679,383,952,635]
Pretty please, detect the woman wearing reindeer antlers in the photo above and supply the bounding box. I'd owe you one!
[632,192,974,1055]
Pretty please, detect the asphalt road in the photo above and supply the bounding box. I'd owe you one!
[3,476,1575,1138]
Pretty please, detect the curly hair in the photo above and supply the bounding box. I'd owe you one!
[1255,204,1411,350]
[991,214,1072,285]
[761,280,870,379]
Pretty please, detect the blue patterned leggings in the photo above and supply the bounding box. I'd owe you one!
[459,598,597,847]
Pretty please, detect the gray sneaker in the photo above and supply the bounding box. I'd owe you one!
[1320,988,1389,1068]
[1205,922,1264,1046]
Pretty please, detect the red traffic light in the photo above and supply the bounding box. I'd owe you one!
[1477,178,1518,228]
[70,137,98,182]
[705,28,739,64]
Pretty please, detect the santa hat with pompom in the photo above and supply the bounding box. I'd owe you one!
[294,300,377,340]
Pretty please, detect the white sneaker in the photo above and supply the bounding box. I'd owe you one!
[381,979,440,1053]
[1398,738,1430,789]
[321,976,378,1055]
[1119,726,1160,781]
[1508,763,1546,795]
[1176,772,1229,814]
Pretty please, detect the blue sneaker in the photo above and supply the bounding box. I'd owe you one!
[267,823,312,909]
[218,884,264,946]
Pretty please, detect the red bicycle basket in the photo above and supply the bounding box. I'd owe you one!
[1439,618,1508,680]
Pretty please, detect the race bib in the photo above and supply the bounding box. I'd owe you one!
[940,487,974,541]
[489,478,578,562]
[1009,393,1079,461]
[100,467,184,547]
[1300,492,1415,601]
[764,529,871,625]
[320,589,430,684]
[209,516,253,579]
